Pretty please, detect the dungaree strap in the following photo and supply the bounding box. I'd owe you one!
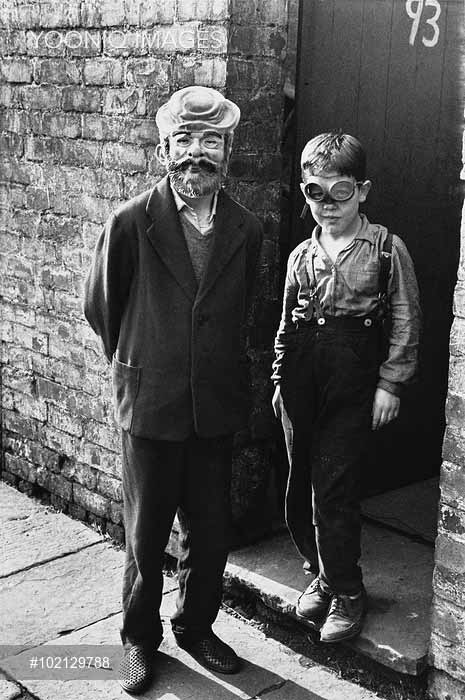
[302,232,393,326]
[378,233,393,317]
[304,244,325,323]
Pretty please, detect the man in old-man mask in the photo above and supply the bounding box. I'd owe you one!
[84,86,263,694]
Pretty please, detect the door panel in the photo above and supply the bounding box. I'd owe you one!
[293,0,464,490]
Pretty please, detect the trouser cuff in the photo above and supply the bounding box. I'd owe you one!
[120,628,163,650]
[171,624,212,642]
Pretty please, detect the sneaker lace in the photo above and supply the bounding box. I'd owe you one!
[328,595,348,617]
[308,577,323,594]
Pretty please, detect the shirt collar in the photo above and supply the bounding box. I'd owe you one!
[170,181,218,223]
[354,214,377,243]
[310,213,376,250]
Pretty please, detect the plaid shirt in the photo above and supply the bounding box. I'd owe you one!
[272,215,421,396]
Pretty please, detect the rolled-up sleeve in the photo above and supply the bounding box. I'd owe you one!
[378,235,421,396]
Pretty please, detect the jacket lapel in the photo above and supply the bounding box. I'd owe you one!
[145,175,197,302]
[195,190,246,303]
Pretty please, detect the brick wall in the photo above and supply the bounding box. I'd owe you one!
[428,146,465,697]
[224,0,288,534]
[0,0,288,542]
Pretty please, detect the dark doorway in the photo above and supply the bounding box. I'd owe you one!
[287,0,464,495]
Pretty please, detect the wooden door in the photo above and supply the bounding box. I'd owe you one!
[293,0,464,490]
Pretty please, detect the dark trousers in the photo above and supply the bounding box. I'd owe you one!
[280,321,380,595]
[120,431,233,648]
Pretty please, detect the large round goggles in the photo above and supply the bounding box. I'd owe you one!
[303,179,363,203]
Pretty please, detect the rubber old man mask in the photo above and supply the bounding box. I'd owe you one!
[155,86,240,198]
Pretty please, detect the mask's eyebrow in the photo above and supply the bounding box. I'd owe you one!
[171,130,224,139]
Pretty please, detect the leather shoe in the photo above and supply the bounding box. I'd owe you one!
[296,576,332,628]
[118,644,154,695]
[175,631,241,674]
[320,590,366,643]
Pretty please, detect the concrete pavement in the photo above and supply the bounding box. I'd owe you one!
[0,481,384,700]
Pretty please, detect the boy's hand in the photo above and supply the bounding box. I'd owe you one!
[272,384,282,420]
[372,388,400,430]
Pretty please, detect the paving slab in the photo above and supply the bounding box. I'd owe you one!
[226,525,434,675]
[0,543,124,656]
[2,589,380,700]
[0,672,22,700]
[0,482,103,577]
[362,477,439,543]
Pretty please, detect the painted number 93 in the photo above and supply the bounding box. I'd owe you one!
[405,0,441,47]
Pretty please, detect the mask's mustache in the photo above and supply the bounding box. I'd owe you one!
[169,157,218,174]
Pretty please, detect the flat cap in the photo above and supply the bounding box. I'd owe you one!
[156,86,240,138]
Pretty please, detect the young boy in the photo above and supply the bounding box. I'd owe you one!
[272,132,421,643]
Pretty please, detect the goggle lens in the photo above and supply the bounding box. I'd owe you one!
[304,181,359,202]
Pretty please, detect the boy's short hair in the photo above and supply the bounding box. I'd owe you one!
[300,132,366,181]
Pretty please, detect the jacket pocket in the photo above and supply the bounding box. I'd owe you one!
[112,356,141,432]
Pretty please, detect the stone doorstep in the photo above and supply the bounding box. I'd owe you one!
[223,525,435,677]
[361,477,439,544]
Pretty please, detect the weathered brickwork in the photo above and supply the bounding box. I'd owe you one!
[428,155,465,695]
[224,0,289,526]
[0,0,288,543]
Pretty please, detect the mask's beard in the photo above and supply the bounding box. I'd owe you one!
[167,157,223,197]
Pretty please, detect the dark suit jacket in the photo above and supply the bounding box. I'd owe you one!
[84,175,263,440]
